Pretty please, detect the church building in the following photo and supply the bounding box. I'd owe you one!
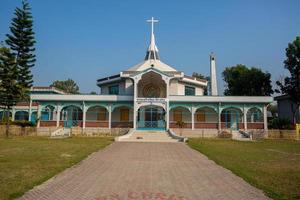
[0,18,273,136]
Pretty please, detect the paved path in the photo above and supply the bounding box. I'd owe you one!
[20,142,269,200]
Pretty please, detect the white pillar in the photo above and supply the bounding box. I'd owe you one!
[165,78,170,130]
[37,104,41,128]
[108,105,112,129]
[82,102,86,129]
[12,107,16,121]
[133,77,139,130]
[263,105,268,132]
[56,105,61,127]
[243,105,247,130]
[218,103,221,130]
[28,99,32,121]
[191,107,195,130]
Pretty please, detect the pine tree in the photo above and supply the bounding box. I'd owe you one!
[0,47,23,137]
[0,0,36,137]
[5,0,36,97]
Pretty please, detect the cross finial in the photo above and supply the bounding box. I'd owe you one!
[147,17,159,35]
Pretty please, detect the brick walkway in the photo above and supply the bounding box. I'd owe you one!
[20,142,269,200]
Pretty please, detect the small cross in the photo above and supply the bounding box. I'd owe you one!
[147,17,159,35]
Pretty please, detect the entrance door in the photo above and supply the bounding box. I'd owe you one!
[137,107,165,130]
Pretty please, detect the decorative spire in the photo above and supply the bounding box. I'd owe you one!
[145,17,160,61]
[210,52,218,96]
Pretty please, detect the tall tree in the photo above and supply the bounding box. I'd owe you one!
[50,79,80,94]
[5,0,36,96]
[0,47,23,137]
[276,36,300,124]
[192,72,210,95]
[222,64,273,96]
[0,0,35,137]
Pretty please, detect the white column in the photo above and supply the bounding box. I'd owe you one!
[165,78,170,130]
[56,105,61,127]
[191,107,195,130]
[218,103,221,130]
[243,105,247,130]
[108,105,112,129]
[28,99,32,121]
[12,107,16,121]
[82,102,86,129]
[37,104,42,128]
[133,77,139,130]
[263,104,268,132]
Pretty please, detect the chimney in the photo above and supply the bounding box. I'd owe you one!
[210,53,218,96]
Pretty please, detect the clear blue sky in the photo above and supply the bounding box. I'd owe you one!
[1,0,299,93]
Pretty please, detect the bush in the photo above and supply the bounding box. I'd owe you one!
[218,130,232,138]
[0,120,36,127]
[268,118,294,130]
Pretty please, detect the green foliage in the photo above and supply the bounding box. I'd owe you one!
[50,79,80,94]
[222,64,273,96]
[0,47,23,109]
[192,72,210,95]
[276,36,300,124]
[0,120,35,127]
[268,118,294,130]
[5,0,36,93]
[0,0,35,137]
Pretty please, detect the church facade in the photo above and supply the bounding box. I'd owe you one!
[1,18,273,134]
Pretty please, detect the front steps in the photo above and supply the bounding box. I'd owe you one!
[50,128,71,138]
[117,130,180,143]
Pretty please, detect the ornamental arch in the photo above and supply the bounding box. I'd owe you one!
[137,71,167,98]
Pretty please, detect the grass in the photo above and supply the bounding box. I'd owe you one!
[0,136,113,200]
[188,138,300,200]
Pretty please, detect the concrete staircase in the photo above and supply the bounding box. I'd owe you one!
[117,130,180,143]
[232,130,252,141]
[50,128,71,138]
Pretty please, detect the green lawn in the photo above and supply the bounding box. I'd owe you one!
[188,138,300,200]
[0,136,113,200]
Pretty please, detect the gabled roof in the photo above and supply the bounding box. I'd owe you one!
[125,59,177,72]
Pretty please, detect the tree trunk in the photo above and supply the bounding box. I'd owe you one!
[5,108,10,138]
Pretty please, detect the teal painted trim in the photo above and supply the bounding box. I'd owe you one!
[169,104,192,112]
[169,105,191,112]
[86,103,109,111]
[60,103,83,110]
[112,103,133,112]
[137,127,166,131]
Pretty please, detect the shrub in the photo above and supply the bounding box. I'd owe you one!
[268,118,294,130]
[0,120,36,127]
[218,130,232,138]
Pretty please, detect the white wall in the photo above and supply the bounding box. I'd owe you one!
[100,78,133,95]
[170,80,204,96]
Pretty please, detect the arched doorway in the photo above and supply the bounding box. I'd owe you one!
[247,107,264,129]
[194,107,218,129]
[137,106,166,130]
[86,106,108,127]
[60,105,83,128]
[15,111,29,121]
[169,106,192,128]
[112,106,133,128]
[221,108,243,130]
[0,111,12,121]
